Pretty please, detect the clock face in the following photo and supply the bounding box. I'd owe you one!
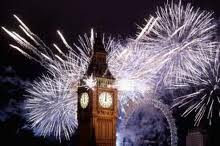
[98,92,113,108]
[80,92,89,109]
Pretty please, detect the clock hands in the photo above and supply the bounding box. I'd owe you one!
[80,93,89,109]
[99,92,112,108]
[105,92,107,102]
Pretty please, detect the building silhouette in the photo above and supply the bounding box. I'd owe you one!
[186,128,207,146]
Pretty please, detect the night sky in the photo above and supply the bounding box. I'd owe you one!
[0,0,220,146]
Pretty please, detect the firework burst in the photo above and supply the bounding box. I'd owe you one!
[172,47,220,126]
[25,76,78,141]
[136,1,217,86]
[107,41,161,110]
[2,15,94,140]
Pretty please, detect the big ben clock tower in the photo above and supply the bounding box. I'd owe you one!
[77,33,118,146]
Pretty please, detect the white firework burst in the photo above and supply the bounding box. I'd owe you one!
[107,41,160,110]
[172,47,220,126]
[82,75,97,89]
[136,1,217,86]
[25,75,77,141]
[2,15,94,140]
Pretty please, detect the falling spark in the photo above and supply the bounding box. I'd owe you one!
[57,30,72,50]
[90,28,94,49]
[53,43,65,56]
[9,44,35,60]
[136,16,159,41]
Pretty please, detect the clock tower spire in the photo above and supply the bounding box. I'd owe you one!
[77,31,118,146]
[86,32,113,79]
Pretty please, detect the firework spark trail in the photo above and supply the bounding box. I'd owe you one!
[2,15,93,70]
[136,1,217,87]
[172,47,220,126]
[136,16,159,41]
[2,15,94,89]
[118,98,177,146]
[2,15,95,140]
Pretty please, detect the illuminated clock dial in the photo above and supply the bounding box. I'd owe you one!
[98,92,113,108]
[80,92,89,109]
